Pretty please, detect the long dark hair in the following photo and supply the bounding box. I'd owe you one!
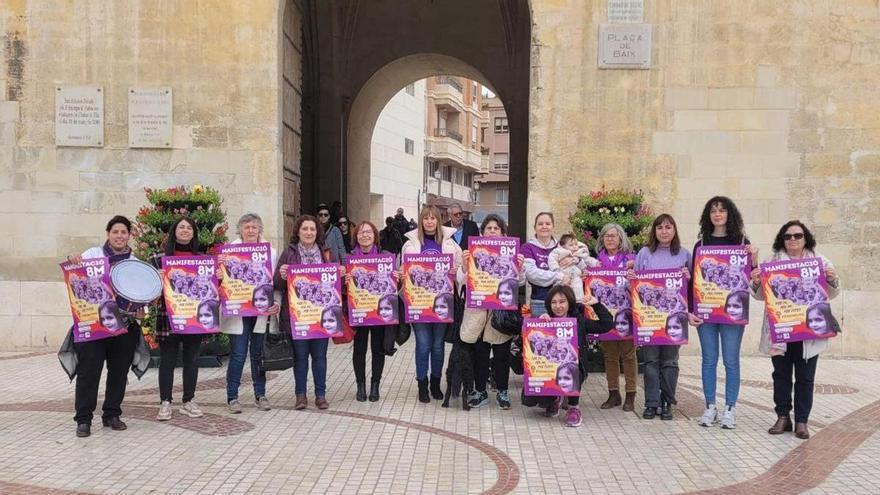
[647,213,681,255]
[544,285,578,317]
[698,196,745,241]
[164,217,200,256]
[290,214,325,248]
[772,220,817,253]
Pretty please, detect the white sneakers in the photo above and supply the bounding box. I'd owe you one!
[698,404,736,429]
[721,406,736,429]
[157,400,172,421]
[180,401,204,418]
[698,404,718,427]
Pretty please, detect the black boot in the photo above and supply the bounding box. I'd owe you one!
[642,407,657,419]
[369,379,380,402]
[417,378,430,403]
[356,381,367,402]
[430,375,444,400]
[76,423,91,438]
[661,401,674,421]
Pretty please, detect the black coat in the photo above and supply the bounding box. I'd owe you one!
[443,219,481,250]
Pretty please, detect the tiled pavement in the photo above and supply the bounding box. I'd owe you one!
[0,345,878,494]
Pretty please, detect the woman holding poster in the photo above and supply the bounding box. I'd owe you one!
[692,196,759,430]
[344,220,398,403]
[401,206,462,403]
[534,285,614,427]
[522,212,572,319]
[275,214,338,411]
[152,217,209,422]
[592,223,638,413]
[750,220,840,440]
[458,214,525,410]
[220,213,280,414]
[629,214,703,421]
[64,215,143,438]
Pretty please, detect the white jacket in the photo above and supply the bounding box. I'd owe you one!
[220,238,280,335]
[400,226,463,273]
[750,250,841,360]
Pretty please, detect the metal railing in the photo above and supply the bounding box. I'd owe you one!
[434,128,463,143]
[436,76,463,92]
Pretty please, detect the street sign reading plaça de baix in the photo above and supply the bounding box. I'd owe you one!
[598,23,652,69]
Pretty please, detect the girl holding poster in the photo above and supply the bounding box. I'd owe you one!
[629,214,703,422]
[692,196,759,430]
[532,285,613,427]
[152,217,209,422]
[63,215,146,438]
[458,214,525,410]
[344,220,399,403]
[275,214,338,411]
[400,206,462,404]
[220,213,281,414]
[750,220,840,440]
[591,222,638,413]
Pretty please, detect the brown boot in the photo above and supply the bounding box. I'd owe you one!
[294,394,307,410]
[768,415,792,435]
[622,392,636,412]
[600,390,622,409]
[315,396,329,410]
[794,422,810,439]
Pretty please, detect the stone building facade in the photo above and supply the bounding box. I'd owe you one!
[0,0,877,357]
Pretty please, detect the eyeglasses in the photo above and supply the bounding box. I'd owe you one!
[451,212,463,217]
[782,233,804,241]
[338,221,348,226]
[317,212,330,218]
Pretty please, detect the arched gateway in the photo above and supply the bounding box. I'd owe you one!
[281,0,532,239]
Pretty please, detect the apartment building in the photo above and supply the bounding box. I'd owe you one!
[474,96,510,222]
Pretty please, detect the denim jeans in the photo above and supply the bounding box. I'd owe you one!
[413,323,446,380]
[293,338,329,396]
[697,323,744,407]
[226,317,267,402]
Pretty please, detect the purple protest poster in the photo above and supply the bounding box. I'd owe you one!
[761,257,838,343]
[218,242,274,317]
[287,263,343,339]
[522,318,580,397]
[466,236,520,310]
[584,268,631,341]
[631,269,689,345]
[61,257,127,343]
[402,253,454,324]
[161,255,221,334]
[693,246,751,325]
[345,254,398,327]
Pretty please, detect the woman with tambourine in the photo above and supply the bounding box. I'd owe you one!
[64,216,145,438]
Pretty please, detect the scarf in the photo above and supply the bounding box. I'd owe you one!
[353,244,379,255]
[297,243,322,264]
[598,249,630,269]
[102,241,131,268]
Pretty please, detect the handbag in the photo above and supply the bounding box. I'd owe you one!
[395,320,411,346]
[262,317,295,371]
[332,315,355,345]
[491,308,523,336]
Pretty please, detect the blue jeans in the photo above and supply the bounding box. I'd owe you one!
[413,323,446,380]
[293,338,329,396]
[698,323,744,407]
[226,317,266,402]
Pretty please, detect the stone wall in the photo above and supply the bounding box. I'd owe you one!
[528,0,879,357]
[0,1,282,348]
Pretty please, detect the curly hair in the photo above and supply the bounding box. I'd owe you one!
[698,196,745,242]
[289,214,326,249]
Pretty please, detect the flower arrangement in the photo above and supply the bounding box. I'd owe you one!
[133,185,230,352]
[569,187,654,252]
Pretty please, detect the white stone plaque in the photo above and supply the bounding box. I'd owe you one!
[608,0,644,23]
[55,86,104,147]
[128,87,173,148]
[598,24,652,69]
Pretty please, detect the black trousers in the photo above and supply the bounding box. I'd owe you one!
[73,322,139,424]
[771,341,818,423]
[353,326,386,383]
[474,339,512,393]
[158,334,202,403]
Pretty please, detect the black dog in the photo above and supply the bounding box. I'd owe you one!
[442,339,474,410]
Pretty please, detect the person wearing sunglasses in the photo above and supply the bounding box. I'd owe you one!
[749,220,841,440]
[443,203,480,251]
[337,215,353,253]
[316,203,347,264]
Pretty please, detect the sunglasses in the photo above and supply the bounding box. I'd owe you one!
[452,212,463,217]
[338,221,348,225]
[782,233,804,241]
[317,212,330,218]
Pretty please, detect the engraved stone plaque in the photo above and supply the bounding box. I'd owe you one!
[129,87,173,148]
[598,24,652,69]
[55,86,104,147]
[608,0,644,23]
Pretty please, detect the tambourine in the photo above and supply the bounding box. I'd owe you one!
[110,259,163,312]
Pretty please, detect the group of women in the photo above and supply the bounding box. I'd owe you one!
[68,195,840,441]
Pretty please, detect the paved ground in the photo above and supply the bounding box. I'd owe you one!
[0,343,878,494]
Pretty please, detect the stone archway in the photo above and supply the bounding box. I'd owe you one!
[346,54,499,224]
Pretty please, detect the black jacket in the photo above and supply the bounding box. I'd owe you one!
[443,219,481,251]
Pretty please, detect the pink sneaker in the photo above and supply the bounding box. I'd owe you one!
[544,397,561,418]
[566,406,582,427]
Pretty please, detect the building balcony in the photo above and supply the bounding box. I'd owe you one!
[436,76,462,92]
[426,131,482,173]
